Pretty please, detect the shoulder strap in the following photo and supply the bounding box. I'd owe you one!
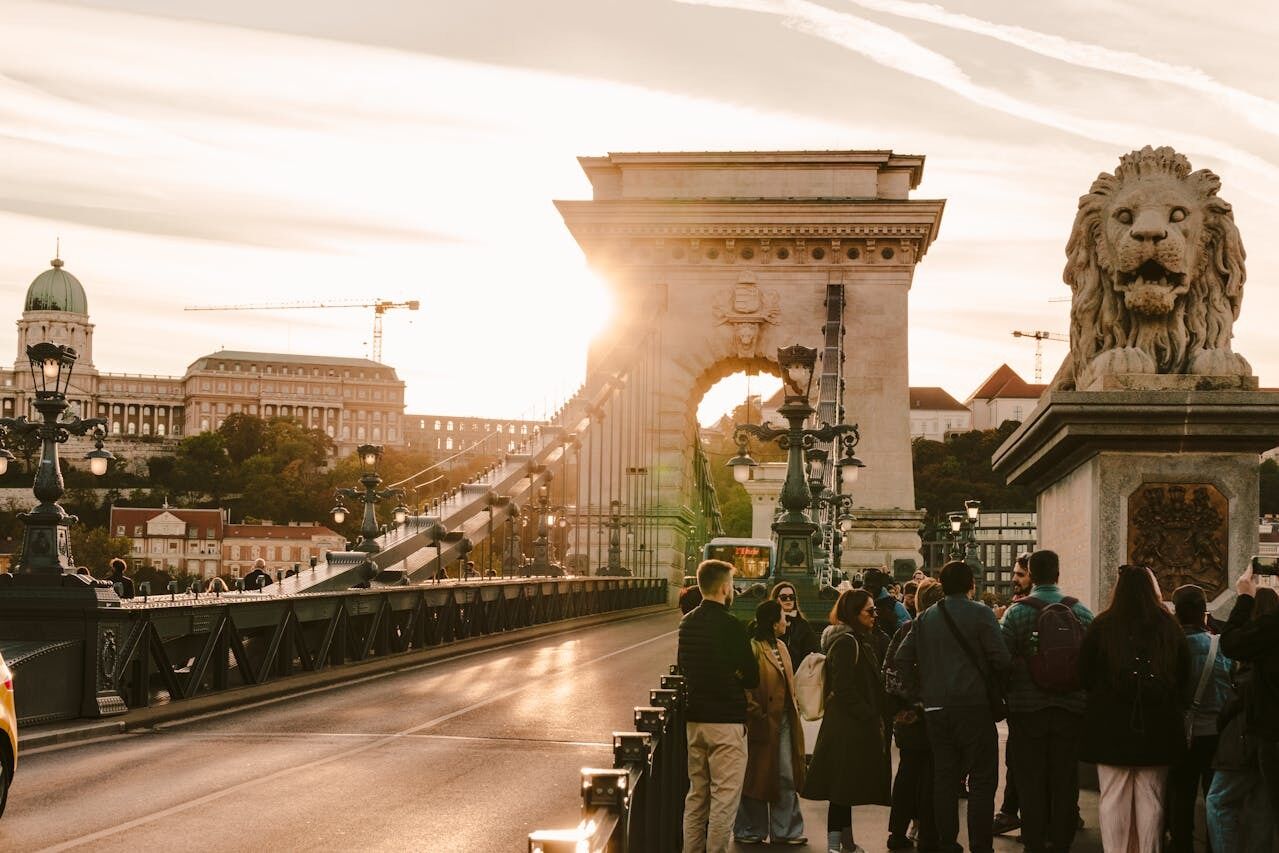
[938,600,990,681]
[1191,634,1220,711]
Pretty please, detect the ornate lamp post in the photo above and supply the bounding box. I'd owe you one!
[0,343,115,582]
[529,486,562,576]
[602,498,631,576]
[503,505,524,575]
[330,444,404,554]
[727,345,865,579]
[947,499,982,560]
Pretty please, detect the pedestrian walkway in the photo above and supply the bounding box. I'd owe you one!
[732,722,1106,852]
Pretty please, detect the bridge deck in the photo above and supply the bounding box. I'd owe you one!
[5,611,1109,852]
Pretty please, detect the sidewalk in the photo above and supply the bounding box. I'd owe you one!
[732,721,1107,852]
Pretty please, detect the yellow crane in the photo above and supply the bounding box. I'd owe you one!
[1011,330,1068,382]
[184,299,420,363]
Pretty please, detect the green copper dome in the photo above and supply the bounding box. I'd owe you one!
[25,258,88,314]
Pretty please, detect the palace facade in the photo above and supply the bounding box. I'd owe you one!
[1,258,406,455]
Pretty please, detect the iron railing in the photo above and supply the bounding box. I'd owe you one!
[528,664,688,852]
[2,577,667,725]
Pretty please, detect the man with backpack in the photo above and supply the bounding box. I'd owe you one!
[999,549,1093,853]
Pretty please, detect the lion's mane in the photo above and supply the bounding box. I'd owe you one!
[1057,146,1246,389]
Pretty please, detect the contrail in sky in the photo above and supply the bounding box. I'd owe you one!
[843,0,1279,137]
[673,0,1279,184]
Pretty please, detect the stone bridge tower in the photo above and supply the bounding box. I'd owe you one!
[556,151,944,581]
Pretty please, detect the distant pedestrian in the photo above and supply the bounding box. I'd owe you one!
[993,551,1034,836]
[109,557,134,599]
[999,550,1093,853]
[679,584,704,615]
[895,560,1010,853]
[243,558,273,589]
[902,581,918,620]
[734,599,807,846]
[205,576,228,593]
[1079,564,1191,853]
[1166,584,1234,853]
[801,589,891,853]
[1207,583,1278,852]
[883,578,943,851]
[771,581,819,670]
[463,560,479,579]
[913,568,928,584]
[678,559,759,853]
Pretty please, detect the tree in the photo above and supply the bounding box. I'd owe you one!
[172,432,233,500]
[69,526,133,574]
[912,420,1035,523]
[218,413,267,465]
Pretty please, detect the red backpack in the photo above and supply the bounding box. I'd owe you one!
[1020,596,1085,692]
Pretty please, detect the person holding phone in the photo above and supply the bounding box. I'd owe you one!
[1219,563,1279,818]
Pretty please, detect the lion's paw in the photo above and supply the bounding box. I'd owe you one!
[1080,347,1158,386]
[1189,348,1252,377]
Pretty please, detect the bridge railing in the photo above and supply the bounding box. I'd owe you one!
[528,664,688,853]
[2,577,667,726]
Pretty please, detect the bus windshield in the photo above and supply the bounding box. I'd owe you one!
[704,543,772,579]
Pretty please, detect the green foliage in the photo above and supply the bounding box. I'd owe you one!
[1262,458,1279,515]
[912,420,1036,523]
[218,412,267,465]
[69,526,133,574]
[700,399,788,538]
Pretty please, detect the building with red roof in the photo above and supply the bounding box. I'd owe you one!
[909,386,972,442]
[966,364,1047,431]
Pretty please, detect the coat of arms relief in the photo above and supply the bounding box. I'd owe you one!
[712,275,781,359]
[1126,483,1228,598]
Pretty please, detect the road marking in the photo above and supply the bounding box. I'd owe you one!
[144,730,613,749]
[150,608,675,732]
[33,626,677,852]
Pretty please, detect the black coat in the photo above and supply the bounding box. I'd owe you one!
[1078,617,1191,766]
[677,600,759,723]
[1219,593,1279,742]
[780,614,819,671]
[801,626,891,807]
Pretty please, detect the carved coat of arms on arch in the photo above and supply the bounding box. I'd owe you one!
[712,274,781,358]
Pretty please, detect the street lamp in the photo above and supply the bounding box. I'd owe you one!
[503,505,523,575]
[602,498,631,576]
[331,444,404,553]
[529,486,564,576]
[947,499,982,560]
[728,344,864,580]
[0,343,115,581]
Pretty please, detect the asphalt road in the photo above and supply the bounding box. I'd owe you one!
[3,610,681,852]
[1,609,1121,852]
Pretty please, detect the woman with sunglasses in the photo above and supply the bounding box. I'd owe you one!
[1079,564,1192,852]
[802,588,891,853]
[771,581,819,670]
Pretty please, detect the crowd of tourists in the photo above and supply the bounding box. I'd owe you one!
[677,553,1279,852]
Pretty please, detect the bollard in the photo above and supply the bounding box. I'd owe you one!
[612,731,653,851]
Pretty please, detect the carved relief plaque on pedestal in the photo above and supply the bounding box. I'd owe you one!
[1127,483,1228,599]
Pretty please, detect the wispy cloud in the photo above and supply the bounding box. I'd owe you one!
[673,0,1279,184]
[843,0,1279,137]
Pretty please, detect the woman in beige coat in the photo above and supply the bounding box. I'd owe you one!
[734,598,807,845]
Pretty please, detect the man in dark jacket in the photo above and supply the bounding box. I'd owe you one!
[999,550,1093,853]
[896,560,1010,853]
[678,559,759,853]
[108,557,134,599]
[1219,565,1279,817]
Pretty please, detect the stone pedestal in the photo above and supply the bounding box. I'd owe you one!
[993,384,1279,613]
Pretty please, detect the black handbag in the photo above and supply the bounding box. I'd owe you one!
[937,600,1007,723]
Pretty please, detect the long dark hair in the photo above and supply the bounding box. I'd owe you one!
[752,599,783,642]
[1254,587,1279,619]
[1092,565,1183,684]
[769,581,805,620]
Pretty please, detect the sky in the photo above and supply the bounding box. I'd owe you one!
[1,0,1275,424]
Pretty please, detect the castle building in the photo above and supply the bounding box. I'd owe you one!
[1,258,406,455]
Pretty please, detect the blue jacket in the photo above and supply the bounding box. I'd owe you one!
[875,588,911,634]
[1183,625,1234,737]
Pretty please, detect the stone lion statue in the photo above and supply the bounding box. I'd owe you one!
[1051,146,1250,390]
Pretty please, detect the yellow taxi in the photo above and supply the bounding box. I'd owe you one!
[0,650,14,817]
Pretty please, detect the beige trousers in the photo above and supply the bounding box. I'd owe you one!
[683,722,749,853]
[1097,764,1169,853]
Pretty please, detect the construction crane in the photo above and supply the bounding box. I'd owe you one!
[1011,330,1068,382]
[184,299,420,363]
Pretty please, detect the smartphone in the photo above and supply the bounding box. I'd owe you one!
[1250,555,1279,588]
